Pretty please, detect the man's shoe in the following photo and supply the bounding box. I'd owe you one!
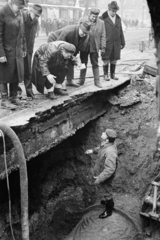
[94,81,102,88]
[47,92,55,100]
[66,80,80,87]
[104,75,110,81]
[111,74,119,80]
[10,97,24,106]
[1,100,17,110]
[27,90,35,99]
[54,88,68,96]
[99,210,112,219]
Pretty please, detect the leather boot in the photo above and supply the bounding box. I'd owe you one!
[110,64,119,80]
[99,198,114,219]
[47,92,55,100]
[93,68,102,88]
[77,69,87,86]
[1,93,16,110]
[54,88,68,96]
[66,79,80,87]
[103,65,110,81]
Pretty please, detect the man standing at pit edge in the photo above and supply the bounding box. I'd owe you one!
[23,4,42,100]
[85,129,118,219]
[100,1,125,81]
[78,8,106,88]
[0,0,27,110]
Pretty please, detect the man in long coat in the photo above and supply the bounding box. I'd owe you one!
[78,8,106,88]
[31,41,76,98]
[100,1,125,81]
[86,129,118,219]
[23,4,42,99]
[47,21,91,88]
[0,0,27,109]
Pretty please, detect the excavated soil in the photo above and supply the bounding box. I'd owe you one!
[0,77,160,240]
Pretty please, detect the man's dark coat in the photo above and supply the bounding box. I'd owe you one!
[31,41,69,94]
[100,11,125,61]
[0,3,26,84]
[47,25,89,80]
[23,10,38,94]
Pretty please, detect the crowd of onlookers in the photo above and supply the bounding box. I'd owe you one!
[41,18,79,36]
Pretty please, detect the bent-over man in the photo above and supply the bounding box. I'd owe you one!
[86,128,118,219]
[31,41,76,99]
[48,21,91,89]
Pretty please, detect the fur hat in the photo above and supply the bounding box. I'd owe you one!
[62,43,76,54]
[108,1,119,11]
[90,8,100,15]
[79,21,91,34]
[105,129,117,139]
[30,4,42,16]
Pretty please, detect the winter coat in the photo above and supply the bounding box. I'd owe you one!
[100,11,125,61]
[47,25,89,54]
[23,10,38,76]
[0,3,26,84]
[23,10,38,55]
[31,41,69,94]
[78,16,106,53]
[93,141,118,184]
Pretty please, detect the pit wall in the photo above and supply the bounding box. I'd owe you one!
[0,79,160,240]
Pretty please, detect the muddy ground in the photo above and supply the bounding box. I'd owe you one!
[1,74,160,239]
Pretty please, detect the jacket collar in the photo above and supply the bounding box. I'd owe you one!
[100,10,120,27]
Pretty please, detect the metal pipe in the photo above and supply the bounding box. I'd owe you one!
[0,123,29,240]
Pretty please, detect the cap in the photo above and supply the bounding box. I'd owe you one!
[79,21,91,34]
[90,8,100,15]
[108,1,119,11]
[62,43,76,54]
[30,4,42,16]
[13,0,26,7]
[105,129,117,139]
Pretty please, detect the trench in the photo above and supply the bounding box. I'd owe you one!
[0,78,160,240]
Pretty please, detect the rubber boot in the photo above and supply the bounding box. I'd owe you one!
[78,68,87,86]
[103,65,110,81]
[1,93,16,110]
[99,198,114,219]
[93,68,102,88]
[110,64,119,80]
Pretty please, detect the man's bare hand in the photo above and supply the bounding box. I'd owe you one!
[85,149,93,154]
[0,56,7,63]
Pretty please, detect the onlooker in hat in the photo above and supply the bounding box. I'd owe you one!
[100,1,125,81]
[22,4,42,100]
[0,0,27,110]
[85,128,118,219]
[78,8,106,88]
[47,21,91,91]
[31,41,76,99]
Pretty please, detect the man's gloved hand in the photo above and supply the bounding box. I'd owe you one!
[121,45,125,49]
[101,49,106,57]
[0,56,7,63]
[47,74,56,84]
[23,52,27,58]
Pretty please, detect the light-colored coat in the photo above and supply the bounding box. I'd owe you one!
[93,142,117,184]
[78,16,106,52]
